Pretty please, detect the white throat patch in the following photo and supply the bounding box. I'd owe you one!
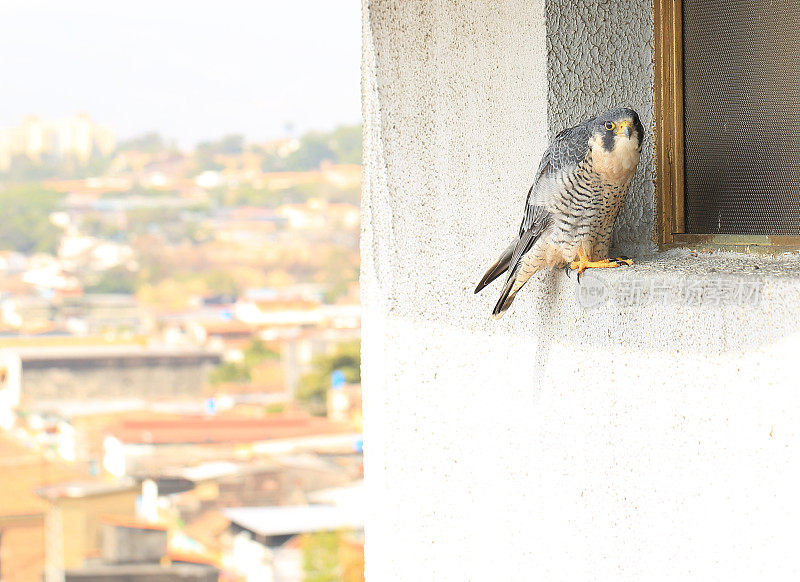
[588,133,641,183]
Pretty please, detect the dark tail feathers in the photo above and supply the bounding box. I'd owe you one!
[474,241,514,294]
[490,267,520,319]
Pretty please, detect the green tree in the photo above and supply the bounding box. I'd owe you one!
[279,124,361,171]
[208,339,279,385]
[196,134,244,156]
[83,266,138,294]
[328,124,362,164]
[301,530,341,582]
[296,341,360,416]
[243,339,279,367]
[285,133,336,171]
[0,153,112,181]
[124,207,192,242]
[327,184,361,205]
[203,270,241,296]
[80,215,122,240]
[116,132,170,153]
[260,152,288,172]
[208,361,250,385]
[192,153,224,173]
[77,155,114,178]
[217,184,283,207]
[0,184,62,253]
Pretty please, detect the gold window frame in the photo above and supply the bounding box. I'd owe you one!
[653,0,800,252]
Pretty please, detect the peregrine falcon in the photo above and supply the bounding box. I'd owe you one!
[475,108,644,318]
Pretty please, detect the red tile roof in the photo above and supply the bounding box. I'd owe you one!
[252,298,320,312]
[200,321,254,335]
[108,414,348,445]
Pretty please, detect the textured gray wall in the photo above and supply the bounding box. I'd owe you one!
[547,0,656,253]
[363,0,800,580]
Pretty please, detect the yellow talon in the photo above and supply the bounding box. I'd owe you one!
[569,257,633,269]
[569,248,633,279]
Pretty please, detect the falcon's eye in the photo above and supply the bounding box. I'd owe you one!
[604,121,615,131]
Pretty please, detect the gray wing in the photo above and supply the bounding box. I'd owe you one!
[521,121,591,235]
[476,120,591,308]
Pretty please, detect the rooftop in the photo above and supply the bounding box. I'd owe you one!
[3,344,221,362]
[100,513,168,531]
[36,477,137,500]
[63,562,218,578]
[223,504,363,538]
[108,414,351,445]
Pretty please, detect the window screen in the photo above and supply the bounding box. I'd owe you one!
[682,0,800,235]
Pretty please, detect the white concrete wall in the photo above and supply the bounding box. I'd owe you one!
[362,1,800,580]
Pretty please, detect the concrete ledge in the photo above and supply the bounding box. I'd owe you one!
[517,248,800,354]
[377,247,800,357]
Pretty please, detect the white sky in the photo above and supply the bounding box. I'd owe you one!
[0,0,361,147]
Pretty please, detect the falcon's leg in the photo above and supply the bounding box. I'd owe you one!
[569,248,633,282]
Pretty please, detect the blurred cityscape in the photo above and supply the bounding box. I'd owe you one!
[0,113,363,582]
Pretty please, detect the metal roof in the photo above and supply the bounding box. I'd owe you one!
[223,504,363,537]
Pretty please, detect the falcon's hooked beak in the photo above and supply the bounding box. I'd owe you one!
[615,119,634,139]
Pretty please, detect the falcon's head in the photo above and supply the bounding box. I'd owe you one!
[592,108,643,151]
[588,108,644,180]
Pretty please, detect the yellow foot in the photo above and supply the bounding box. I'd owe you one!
[569,257,633,270]
[567,248,633,281]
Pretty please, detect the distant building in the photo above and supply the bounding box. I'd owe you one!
[1,293,141,335]
[278,198,359,231]
[1,296,55,329]
[0,251,29,274]
[188,319,253,349]
[21,265,81,294]
[257,163,360,193]
[102,414,359,476]
[36,481,218,582]
[318,161,361,189]
[327,383,362,425]
[224,504,364,543]
[257,138,300,159]
[0,433,88,582]
[36,479,140,579]
[203,207,287,245]
[279,326,361,398]
[58,234,134,271]
[0,114,115,171]
[59,294,141,336]
[223,505,364,582]
[0,345,221,418]
[63,562,218,582]
[164,456,360,523]
[234,295,323,327]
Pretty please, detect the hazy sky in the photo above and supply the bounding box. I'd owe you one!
[0,0,361,147]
